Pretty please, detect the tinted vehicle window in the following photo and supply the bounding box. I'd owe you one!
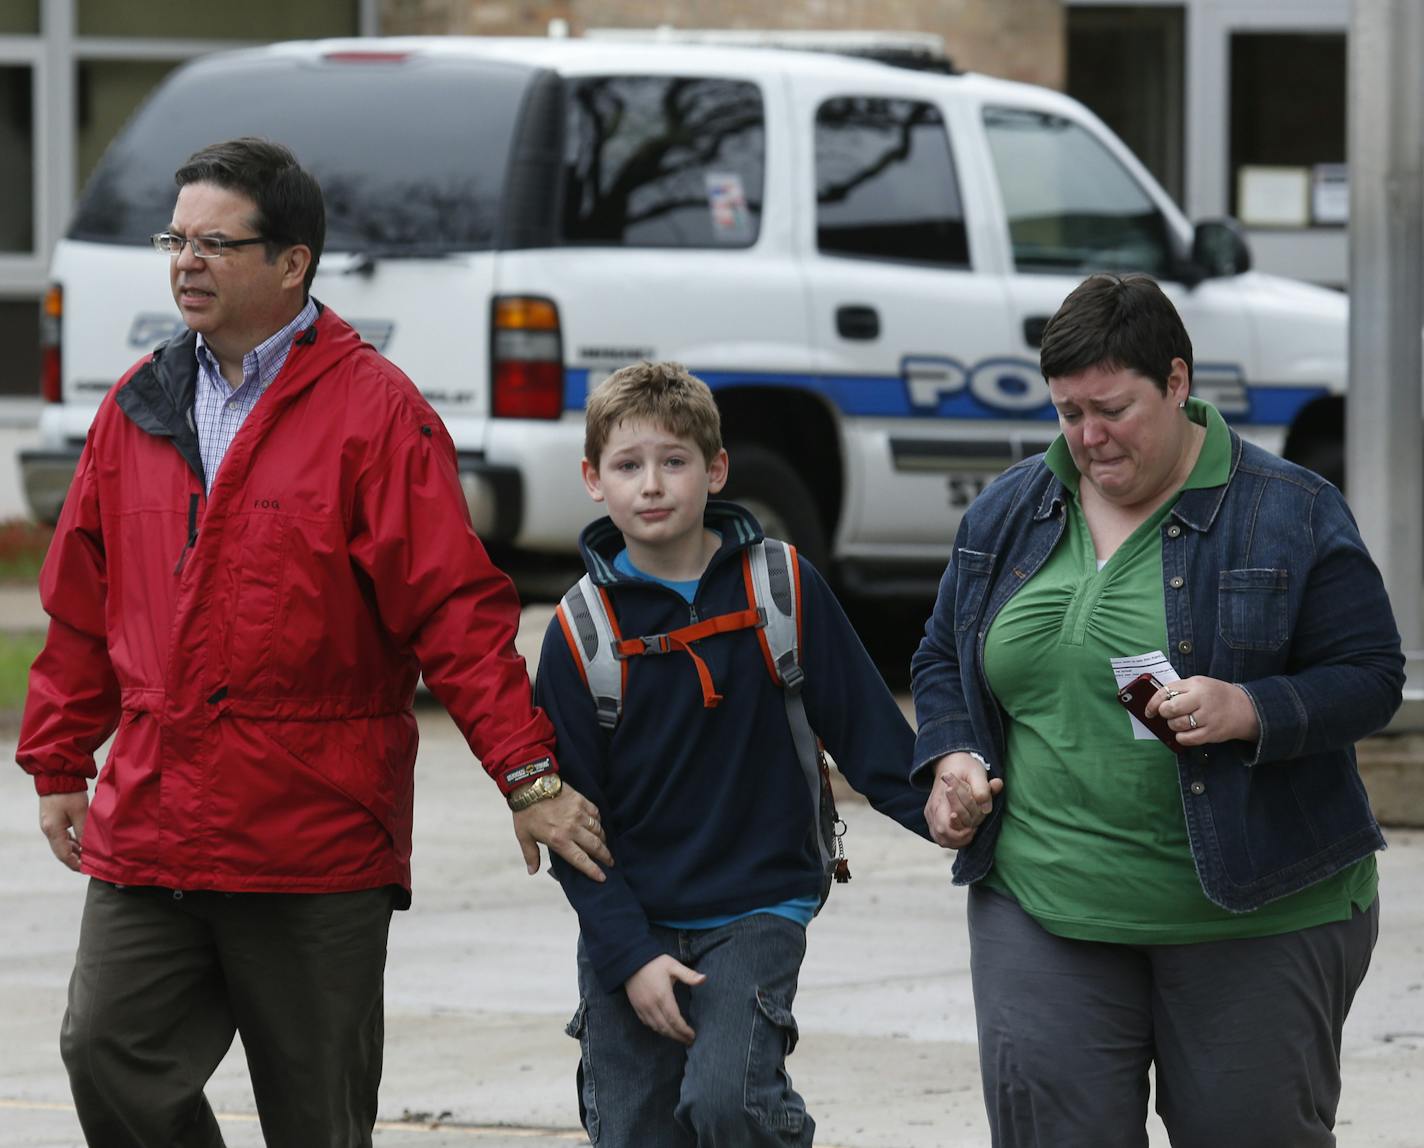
[70,52,534,254]
[983,105,1173,276]
[562,76,764,248]
[815,97,969,266]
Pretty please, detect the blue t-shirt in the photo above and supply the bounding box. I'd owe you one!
[612,548,700,602]
[612,546,817,930]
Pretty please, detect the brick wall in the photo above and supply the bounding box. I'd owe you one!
[380,0,1065,88]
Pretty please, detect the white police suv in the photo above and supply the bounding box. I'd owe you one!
[25,35,1348,597]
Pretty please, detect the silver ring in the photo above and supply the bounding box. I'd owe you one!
[1165,689,1180,701]
[1187,713,1199,729]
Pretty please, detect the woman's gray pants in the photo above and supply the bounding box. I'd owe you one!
[967,885,1378,1148]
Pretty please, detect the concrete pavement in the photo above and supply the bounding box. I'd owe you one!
[2,604,1423,1146]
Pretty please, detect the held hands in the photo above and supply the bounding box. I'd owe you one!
[39,792,89,871]
[626,954,707,1046]
[1144,676,1260,747]
[513,779,613,882]
[925,752,1003,850]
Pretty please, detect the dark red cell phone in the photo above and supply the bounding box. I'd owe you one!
[1116,672,1182,752]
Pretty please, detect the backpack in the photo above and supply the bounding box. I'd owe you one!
[554,538,850,908]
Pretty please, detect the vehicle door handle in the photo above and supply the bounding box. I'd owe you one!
[836,305,880,341]
[1023,316,1050,348]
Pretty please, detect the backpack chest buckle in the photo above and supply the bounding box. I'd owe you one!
[616,632,672,658]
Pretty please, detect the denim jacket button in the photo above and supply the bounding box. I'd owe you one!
[1166,524,1182,538]
[1178,640,1193,654]
[1169,576,1185,589]
[1190,781,1206,796]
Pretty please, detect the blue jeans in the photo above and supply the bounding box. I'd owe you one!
[565,915,814,1147]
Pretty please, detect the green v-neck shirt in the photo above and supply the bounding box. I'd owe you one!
[981,399,1375,943]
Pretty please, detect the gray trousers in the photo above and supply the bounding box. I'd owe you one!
[967,885,1378,1148]
[61,879,394,1148]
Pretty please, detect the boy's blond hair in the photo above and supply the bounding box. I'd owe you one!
[583,361,723,468]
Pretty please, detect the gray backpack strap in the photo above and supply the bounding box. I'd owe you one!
[748,541,834,883]
[557,575,623,732]
[748,538,802,692]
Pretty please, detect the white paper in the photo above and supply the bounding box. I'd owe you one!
[1237,165,1310,228]
[1110,650,1180,741]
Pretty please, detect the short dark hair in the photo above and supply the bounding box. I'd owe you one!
[1039,273,1193,393]
[175,137,325,292]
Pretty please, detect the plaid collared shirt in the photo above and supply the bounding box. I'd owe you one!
[193,298,318,494]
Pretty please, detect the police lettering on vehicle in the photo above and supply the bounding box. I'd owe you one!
[903,355,1051,416]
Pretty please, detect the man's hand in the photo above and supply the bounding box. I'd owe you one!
[39,792,89,872]
[513,780,613,881]
[625,955,706,1046]
[925,752,1003,850]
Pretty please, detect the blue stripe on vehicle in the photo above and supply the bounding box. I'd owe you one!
[565,371,589,412]
[1242,385,1334,423]
[563,367,1330,427]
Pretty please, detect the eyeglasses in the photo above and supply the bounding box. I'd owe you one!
[150,232,268,259]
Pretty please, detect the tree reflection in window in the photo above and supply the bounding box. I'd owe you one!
[815,97,969,266]
[562,76,764,248]
[69,56,521,254]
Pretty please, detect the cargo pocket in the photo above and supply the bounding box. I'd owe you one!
[744,990,807,1135]
[564,1000,599,1143]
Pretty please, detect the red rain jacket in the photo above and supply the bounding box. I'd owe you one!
[17,306,557,897]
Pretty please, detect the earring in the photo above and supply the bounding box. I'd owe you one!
[1178,401,1186,409]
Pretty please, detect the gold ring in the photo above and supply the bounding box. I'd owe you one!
[1187,713,1199,729]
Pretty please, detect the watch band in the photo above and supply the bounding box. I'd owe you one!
[508,773,561,811]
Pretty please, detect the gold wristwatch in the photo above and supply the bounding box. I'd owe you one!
[507,773,562,812]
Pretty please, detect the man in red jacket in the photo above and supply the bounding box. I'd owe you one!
[17,137,609,1148]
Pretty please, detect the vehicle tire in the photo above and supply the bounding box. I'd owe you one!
[721,444,830,572]
[1295,437,1345,491]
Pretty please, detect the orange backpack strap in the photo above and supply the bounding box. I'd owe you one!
[613,605,762,708]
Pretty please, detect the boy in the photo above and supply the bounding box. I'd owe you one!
[535,361,932,1146]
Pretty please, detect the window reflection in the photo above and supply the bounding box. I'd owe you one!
[71,57,526,254]
[816,97,969,266]
[984,106,1171,276]
[562,76,765,248]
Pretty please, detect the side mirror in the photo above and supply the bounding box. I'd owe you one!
[1188,217,1252,283]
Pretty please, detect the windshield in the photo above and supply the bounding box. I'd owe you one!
[70,51,535,255]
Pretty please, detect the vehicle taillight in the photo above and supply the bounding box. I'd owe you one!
[491,296,564,419]
[40,284,61,404]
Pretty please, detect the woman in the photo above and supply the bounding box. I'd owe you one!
[911,273,1404,1148]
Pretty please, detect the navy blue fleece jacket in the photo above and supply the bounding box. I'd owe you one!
[535,502,931,992]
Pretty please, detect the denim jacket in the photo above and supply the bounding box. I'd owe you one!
[911,429,1404,911]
